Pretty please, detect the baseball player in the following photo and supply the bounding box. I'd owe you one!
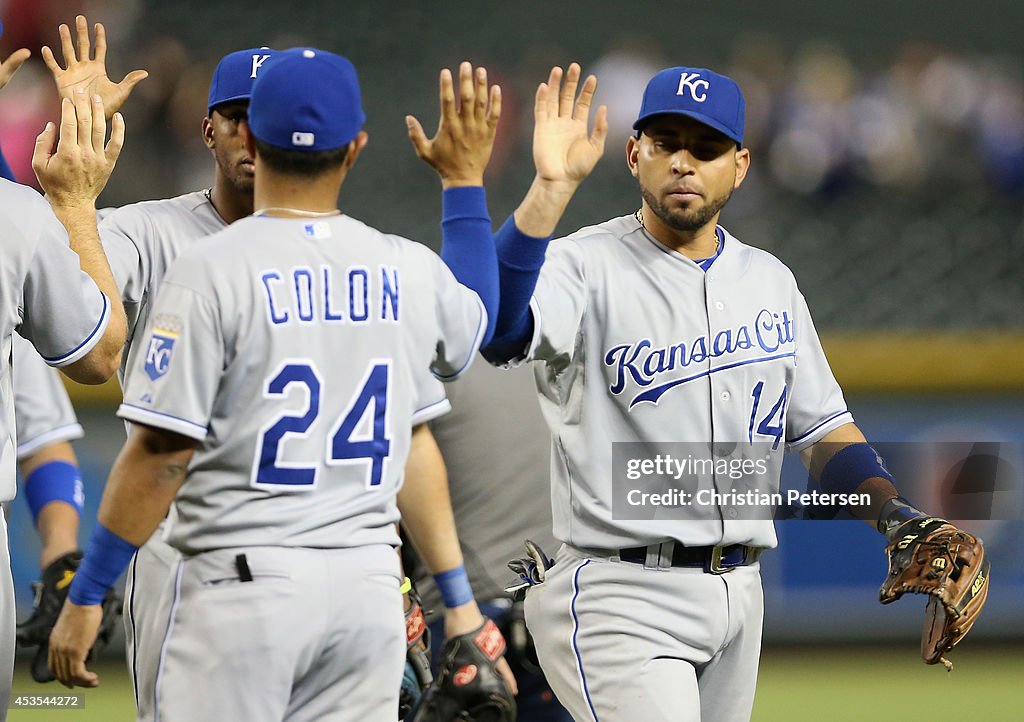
[32,21,242,717]
[12,338,86,670]
[0,60,127,718]
[2,163,86,579]
[0,54,120,683]
[40,22,512,719]
[46,47,508,722]
[483,65,987,721]
[9,336,124,686]
[415,361,572,721]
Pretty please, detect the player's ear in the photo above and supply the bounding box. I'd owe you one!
[202,116,215,151]
[342,130,369,170]
[626,134,641,178]
[733,146,750,189]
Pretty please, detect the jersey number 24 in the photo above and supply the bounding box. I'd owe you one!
[251,359,391,490]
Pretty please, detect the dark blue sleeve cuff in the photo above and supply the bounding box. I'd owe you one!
[494,214,552,270]
[441,185,488,221]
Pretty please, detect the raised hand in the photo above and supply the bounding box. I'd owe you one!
[406,61,501,188]
[532,63,607,191]
[0,47,31,91]
[42,15,148,120]
[32,89,125,219]
[509,63,607,238]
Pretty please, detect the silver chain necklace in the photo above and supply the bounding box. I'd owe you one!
[635,208,719,252]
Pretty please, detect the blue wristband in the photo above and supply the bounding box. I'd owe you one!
[819,443,896,496]
[434,565,474,608]
[68,523,139,606]
[23,461,84,524]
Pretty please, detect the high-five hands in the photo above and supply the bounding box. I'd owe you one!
[406,61,501,188]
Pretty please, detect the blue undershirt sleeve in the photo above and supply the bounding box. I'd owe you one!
[440,186,497,346]
[0,143,16,182]
[481,215,551,364]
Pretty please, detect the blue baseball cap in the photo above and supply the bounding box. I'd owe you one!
[248,47,365,152]
[207,47,278,114]
[633,67,745,146]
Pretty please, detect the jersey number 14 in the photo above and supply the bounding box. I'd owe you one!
[748,380,788,450]
[252,359,391,489]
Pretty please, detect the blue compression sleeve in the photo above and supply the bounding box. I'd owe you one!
[819,442,895,496]
[0,143,15,182]
[481,215,552,363]
[23,460,84,524]
[440,187,497,346]
[68,523,139,605]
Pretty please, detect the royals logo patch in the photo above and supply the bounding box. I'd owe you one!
[144,325,178,381]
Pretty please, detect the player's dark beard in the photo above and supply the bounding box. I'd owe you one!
[640,184,732,232]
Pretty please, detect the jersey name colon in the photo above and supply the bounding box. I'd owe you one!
[259,263,401,326]
[523,215,853,550]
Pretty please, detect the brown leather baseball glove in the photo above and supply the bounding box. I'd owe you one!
[409,618,516,722]
[879,517,990,670]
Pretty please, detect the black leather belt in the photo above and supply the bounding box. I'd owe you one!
[618,543,761,574]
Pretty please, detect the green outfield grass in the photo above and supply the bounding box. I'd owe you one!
[754,643,1024,721]
[8,643,1023,721]
[8,659,134,722]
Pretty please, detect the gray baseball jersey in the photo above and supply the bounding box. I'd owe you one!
[0,180,111,503]
[101,191,451,721]
[117,213,480,555]
[13,335,83,461]
[99,191,226,384]
[420,361,558,607]
[0,179,110,718]
[521,215,852,550]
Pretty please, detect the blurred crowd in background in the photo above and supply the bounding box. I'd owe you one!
[1,0,1022,328]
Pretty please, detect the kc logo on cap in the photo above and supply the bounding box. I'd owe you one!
[676,72,710,103]
[633,66,745,146]
[208,47,278,114]
[248,47,365,152]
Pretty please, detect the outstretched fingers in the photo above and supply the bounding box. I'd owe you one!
[545,66,562,120]
[0,48,31,87]
[90,94,106,154]
[31,121,57,176]
[56,97,77,154]
[92,21,107,64]
[591,103,609,149]
[438,67,456,129]
[473,66,489,124]
[73,89,93,149]
[105,112,125,166]
[40,45,61,73]
[457,61,475,123]
[58,23,77,66]
[405,114,429,159]
[574,73,598,123]
[75,15,91,62]
[486,82,501,132]
[558,62,581,117]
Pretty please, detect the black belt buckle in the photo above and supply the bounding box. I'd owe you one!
[705,545,733,574]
